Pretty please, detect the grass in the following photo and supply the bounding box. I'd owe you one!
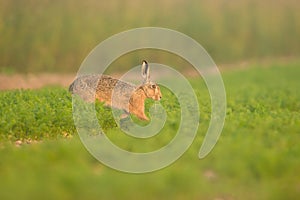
[0,88,75,141]
[0,62,300,199]
[0,0,300,73]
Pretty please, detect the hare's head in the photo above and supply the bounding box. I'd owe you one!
[140,82,162,100]
[140,60,162,101]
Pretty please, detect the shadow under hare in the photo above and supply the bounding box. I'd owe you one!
[69,60,162,121]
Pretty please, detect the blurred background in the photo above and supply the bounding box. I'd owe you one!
[0,0,299,74]
[1,1,300,199]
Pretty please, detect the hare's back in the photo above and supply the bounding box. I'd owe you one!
[69,74,136,103]
[96,75,137,106]
[69,75,100,93]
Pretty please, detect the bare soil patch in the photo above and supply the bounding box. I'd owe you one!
[0,73,75,90]
[0,57,296,90]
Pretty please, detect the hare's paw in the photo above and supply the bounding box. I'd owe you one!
[119,116,131,131]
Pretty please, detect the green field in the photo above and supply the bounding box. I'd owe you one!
[1,0,300,199]
[0,62,299,199]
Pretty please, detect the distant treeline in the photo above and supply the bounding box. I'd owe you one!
[0,0,299,73]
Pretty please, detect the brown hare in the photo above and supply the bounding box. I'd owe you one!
[69,60,162,120]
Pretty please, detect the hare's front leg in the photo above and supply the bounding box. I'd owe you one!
[128,105,147,120]
[136,112,149,121]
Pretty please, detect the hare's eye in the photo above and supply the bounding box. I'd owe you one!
[151,84,156,89]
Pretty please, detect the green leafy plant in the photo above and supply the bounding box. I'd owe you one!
[0,63,300,199]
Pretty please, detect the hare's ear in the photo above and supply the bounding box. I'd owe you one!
[141,60,150,83]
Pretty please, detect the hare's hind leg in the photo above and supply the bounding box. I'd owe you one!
[120,112,129,119]
[119,111,131,131]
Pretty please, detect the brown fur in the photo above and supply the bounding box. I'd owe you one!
[69,74,162,120]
